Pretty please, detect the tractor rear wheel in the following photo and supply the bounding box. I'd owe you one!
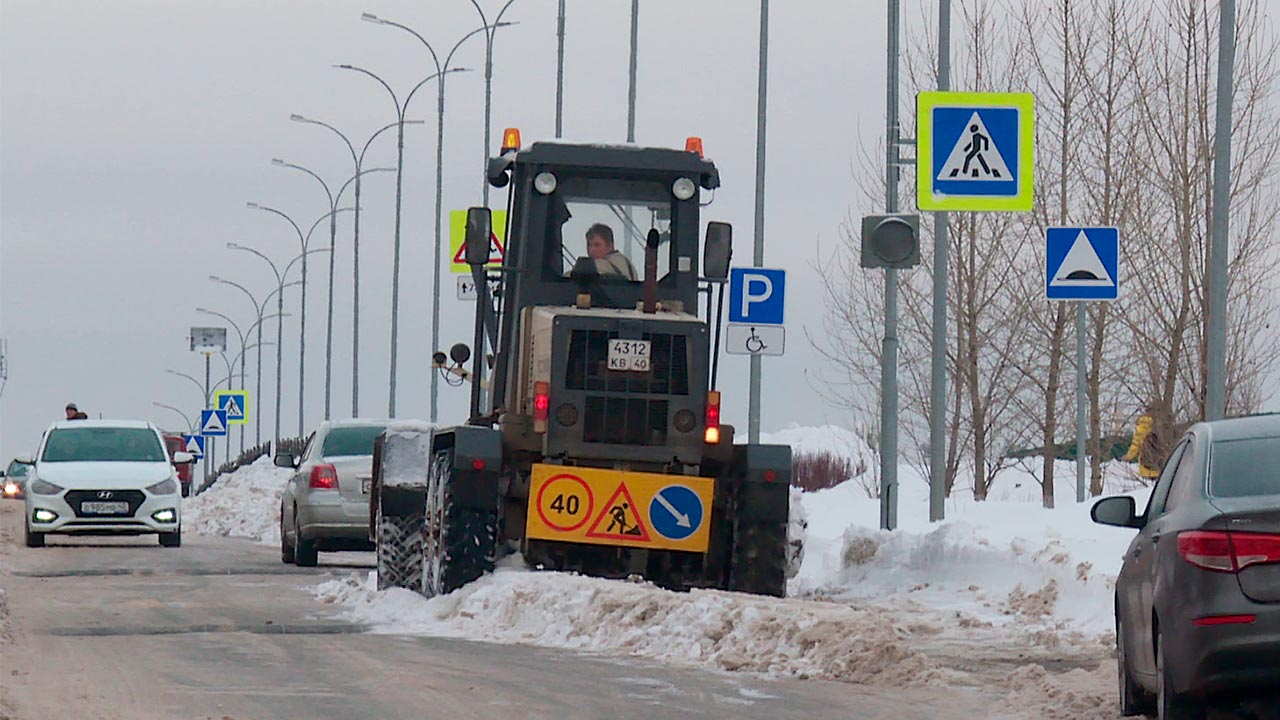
[728,519,787,597]
[376,504,424,592]
[423,449,496,597]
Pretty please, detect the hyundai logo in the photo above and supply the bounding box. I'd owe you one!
[97,490,114,499]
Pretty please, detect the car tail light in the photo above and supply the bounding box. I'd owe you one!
[704,391,721,444]
[533,381,550,434]
[309,463,339,489]
[1178,530,1280,573]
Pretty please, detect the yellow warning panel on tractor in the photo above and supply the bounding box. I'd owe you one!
[526,464,715,553]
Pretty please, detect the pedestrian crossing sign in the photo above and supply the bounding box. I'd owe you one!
[214,390,250,426]
[917,91,1035,212]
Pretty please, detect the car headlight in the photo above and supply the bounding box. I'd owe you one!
[145,478,179,495]
[29,479,64,495]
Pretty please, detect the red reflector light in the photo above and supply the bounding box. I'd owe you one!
[1193,614,1257,627]
[309,463,339,489]
[763,470,776,482]
[1178,530,1280,573]
[533,380,550,433]
[472,458,486,471]
[704,390,721,444]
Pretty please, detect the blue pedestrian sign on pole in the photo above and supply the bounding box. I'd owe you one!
[729,268,786,325]
[1045,227,1120,301]
[200,408,228,437]
[648,485,705,541]
[182,434,205,459]
[917,91,1036,212]
[214,390,249,426]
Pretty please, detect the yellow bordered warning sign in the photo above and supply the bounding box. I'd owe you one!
[449,209,507,273]
[526,464,714,552]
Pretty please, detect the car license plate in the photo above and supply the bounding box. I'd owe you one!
[361,478,372,494]
[607,339,650,372]
[81,501,129,515]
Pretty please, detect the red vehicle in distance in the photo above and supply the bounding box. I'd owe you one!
[163,434,194,497]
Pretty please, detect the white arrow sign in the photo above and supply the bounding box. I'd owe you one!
[654,491,692,528]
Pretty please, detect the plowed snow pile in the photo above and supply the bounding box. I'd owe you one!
[316,561,954,687]
[183,456,291,543]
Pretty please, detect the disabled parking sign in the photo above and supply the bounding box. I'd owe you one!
[917,91,1035,212]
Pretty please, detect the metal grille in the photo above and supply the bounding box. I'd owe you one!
[65,490,146,518]
[565,330,689,396]
[583,398,669,446]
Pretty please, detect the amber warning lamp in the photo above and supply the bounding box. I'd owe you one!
[685,136,704,158]
[501,127,522,153]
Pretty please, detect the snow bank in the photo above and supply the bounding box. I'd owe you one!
[183,456,292,544]
[381,424,432,488]
[792,459,1151,635]
[316,560,956,687]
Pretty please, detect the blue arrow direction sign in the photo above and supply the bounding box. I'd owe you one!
[648,485,705,541]
[182,434,205,459]
[728,268,786,325]
[1045,227,1119,301]
[200,408,228,437]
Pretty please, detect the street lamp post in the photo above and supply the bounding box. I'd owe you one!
[272,159,390,420]
[247,202,346,435]
[152,401,195,434]
[291,114,420,417]
[467,0,518,205]
[209,275,298,445]
[228,237,330,442]
[362,13,506,422]
[337,58,466,417]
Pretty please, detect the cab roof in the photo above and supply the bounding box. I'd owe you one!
[502,141,721,190]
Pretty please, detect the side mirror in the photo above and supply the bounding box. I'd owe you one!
[172,451,195,465]
[703,222,732,281]
[465,207,492,266]
[15,454,34,465]
[1091,496,1142,529]
[274,452,296,469]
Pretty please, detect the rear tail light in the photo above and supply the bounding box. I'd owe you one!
[533,381,550,434]
[704,390,721,444]
[1178,530,1280,573]
[309,463,339,489]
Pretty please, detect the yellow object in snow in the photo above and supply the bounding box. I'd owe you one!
[1123,414,1160,479]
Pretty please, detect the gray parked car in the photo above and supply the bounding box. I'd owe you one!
[278,420,388,566]
[1093,414,1280,719]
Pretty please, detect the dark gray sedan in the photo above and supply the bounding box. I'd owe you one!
[1094,414,1280,719]
[278,420,387,567]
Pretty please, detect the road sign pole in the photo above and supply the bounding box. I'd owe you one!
[879,0,902,531]
[928,0,951,524]
[749,0,769,444]
[204,353,211,484]
[1076,302,1087,503]
[1207,0,1235,421]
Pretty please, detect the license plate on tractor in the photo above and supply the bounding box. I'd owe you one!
[81,501,129,515]
[607,339,650,372]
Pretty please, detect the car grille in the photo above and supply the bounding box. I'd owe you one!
[65,489,146,518]
[565,330,689,396]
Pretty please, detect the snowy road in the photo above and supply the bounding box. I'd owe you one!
[0,501,1014,720]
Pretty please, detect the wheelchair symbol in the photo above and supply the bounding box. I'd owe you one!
[745,327,767,353]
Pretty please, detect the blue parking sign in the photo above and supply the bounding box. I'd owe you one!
[728,268,786,325]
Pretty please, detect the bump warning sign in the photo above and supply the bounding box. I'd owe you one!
[526,464,714,553]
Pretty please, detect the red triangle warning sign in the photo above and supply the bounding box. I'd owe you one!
[453,231,505,265]
[585,482,652,542]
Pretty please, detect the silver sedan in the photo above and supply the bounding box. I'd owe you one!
[279,420,387,566]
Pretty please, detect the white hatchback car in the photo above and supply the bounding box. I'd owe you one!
[23,420,191,548]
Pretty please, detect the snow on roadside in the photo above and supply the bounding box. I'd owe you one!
[316,559,959,688]
[183,456,292,544]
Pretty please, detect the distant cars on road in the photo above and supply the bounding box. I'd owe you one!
[278,419,388,567]
[22,420,193,548]
[3,458,32,500]
[1094,414,1280,720]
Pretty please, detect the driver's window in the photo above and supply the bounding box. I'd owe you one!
[1144,439,1187,520]
[550,181,673,284]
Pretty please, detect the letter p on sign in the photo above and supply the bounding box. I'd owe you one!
[728,268,786,325]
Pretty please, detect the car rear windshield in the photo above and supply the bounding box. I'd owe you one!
[321,426,386,458]
[1210,437,1280,497]
[41,428,167,463]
